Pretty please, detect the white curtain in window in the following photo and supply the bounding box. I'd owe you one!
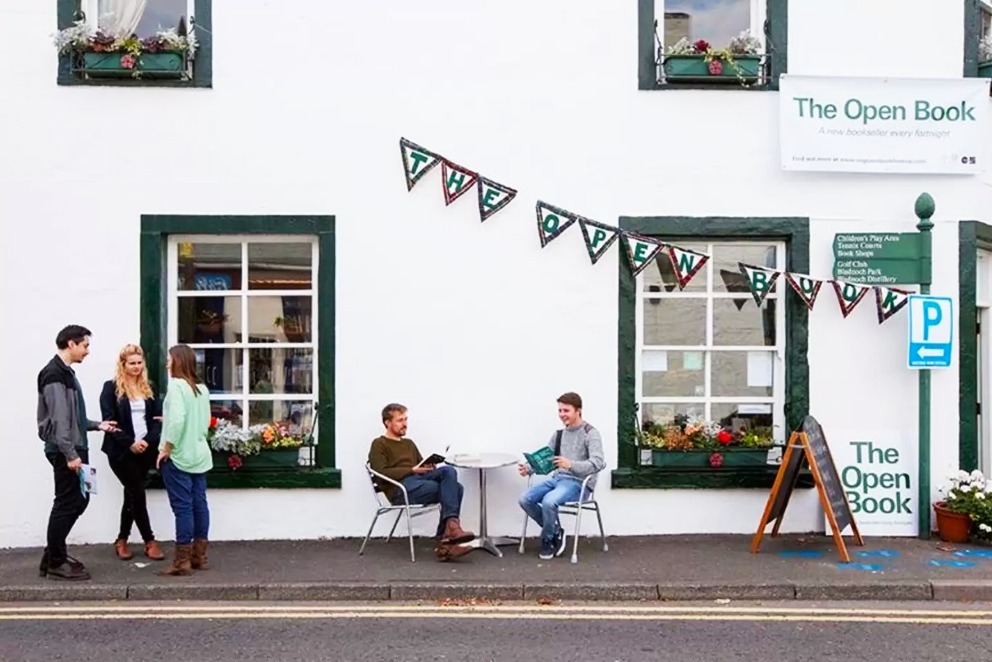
[98,0,149,38]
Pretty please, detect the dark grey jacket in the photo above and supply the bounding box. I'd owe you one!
[37,355,99,461]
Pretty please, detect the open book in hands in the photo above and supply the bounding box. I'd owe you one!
[523,446,555,475]
[415,445,450,469]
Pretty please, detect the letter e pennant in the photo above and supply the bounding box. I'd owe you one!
[668,245,709,290]
[831,281,871,318]
[874,286,912,324]
[784,273,823,311]
[578,218,620,265]
[535,201,578,248]
[476,177,517,222]
[739,263,780,306]
[441,160,478,206]
[399,138,441,192]
[624,233,666,277]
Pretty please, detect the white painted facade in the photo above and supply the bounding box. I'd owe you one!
[0,0,989,547]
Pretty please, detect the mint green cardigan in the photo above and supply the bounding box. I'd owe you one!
[162,378,213,474]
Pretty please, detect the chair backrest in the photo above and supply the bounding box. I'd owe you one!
[364,463,392,508]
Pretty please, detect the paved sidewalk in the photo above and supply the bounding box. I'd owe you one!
[4,534,992,602]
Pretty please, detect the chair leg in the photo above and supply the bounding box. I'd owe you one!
[385,510,403,543]
[359,511,381,556]
[405,506,416,563]
[571,506,584,564]
[518,511,529,554]
[594,504,608,552]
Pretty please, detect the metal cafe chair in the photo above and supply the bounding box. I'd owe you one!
[518,472,608,564]
[358,462,440,563]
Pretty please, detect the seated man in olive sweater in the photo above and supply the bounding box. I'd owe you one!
[368,403,476,561]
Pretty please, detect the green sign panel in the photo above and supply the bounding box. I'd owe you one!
[832,233,922,285]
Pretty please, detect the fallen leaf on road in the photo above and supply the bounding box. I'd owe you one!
[536,596,557,605]
[936,544,958,553]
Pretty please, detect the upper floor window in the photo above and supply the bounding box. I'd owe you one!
[980,1,992,75]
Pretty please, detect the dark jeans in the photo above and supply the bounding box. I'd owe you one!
[45,449,90,567]
[160,461,210,545]
[392,465,464,536]
[108,451,156,542]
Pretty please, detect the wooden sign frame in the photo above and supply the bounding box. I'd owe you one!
[751,429,864,562]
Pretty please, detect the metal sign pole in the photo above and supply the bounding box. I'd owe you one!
[915,192,935,540]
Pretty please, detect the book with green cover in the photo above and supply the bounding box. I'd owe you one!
[524,446,555,475]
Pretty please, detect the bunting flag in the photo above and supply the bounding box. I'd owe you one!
[739,263,780,307]
[476,177,517,222]
[441,161,478,205]
[874,286,912,324]
[399,138,442,191]
[535,201,579,248]
[668,245,709,290]
[784,273,823,311]
[578,218,621,265]
[623,233,666,277]
[831,281,872,318]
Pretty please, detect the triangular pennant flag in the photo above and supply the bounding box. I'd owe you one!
[578,218,621,265]
[399,138,441,192]
[668,245,709,290]
[784,273,823,311]
[831,281,871,318]
[738,263,781,306]
[441,160,478,205]
[874,286,912,324]
[535,201,578,248]
[476,177,517,221]
[623,233,666,277]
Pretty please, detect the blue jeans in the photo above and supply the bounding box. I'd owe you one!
[393,465,464,537]
[519,474,584,543]
[160,461,210,545]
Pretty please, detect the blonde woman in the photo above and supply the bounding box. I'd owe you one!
[156,344,213,576]
[99,344,165,561]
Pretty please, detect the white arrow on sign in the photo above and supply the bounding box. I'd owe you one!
[917,347,944,358]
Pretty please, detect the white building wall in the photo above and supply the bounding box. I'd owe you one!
[0,0,988,546]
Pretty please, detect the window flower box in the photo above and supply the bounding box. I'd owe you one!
[54,20,197,82]
[651,448,770,468]
[79,51,187,79]
[638,413,775,469]
[663,55,762,84]
[208,418,310,470]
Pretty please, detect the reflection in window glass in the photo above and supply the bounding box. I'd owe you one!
[663,0,750,47]
[177,243,241,292]
[248,243,313,290]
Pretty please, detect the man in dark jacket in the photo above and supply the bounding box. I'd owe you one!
[37,325,117,580]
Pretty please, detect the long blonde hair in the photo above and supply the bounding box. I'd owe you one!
[114,344,154,400]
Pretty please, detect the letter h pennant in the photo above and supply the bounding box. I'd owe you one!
[441,160,478,206]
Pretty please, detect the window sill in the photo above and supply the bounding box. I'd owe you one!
[148,467,341,489]
[611,467,815,489]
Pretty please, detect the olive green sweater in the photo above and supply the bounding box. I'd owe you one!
[368,436,423,502]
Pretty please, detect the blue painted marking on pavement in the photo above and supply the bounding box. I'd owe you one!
[954,550,992,558]
[778,551,824,558]
[856,550,900,558]
[928,559,977,568]
[837,563,884,571]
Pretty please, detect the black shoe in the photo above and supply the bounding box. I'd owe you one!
[45,562,90,581]
[39,551,85,577]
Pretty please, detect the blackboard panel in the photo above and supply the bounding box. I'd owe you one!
[802,415,854,533]
[767,438,806,526]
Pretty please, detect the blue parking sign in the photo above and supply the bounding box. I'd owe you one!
[907,295,953,369]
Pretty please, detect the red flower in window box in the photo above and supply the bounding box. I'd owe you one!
[716,430,734,445]
[693,39,711,54]
[707,59,724,75]
[227,454,243,470]
[209,417,218,429]
[709,452,724,468]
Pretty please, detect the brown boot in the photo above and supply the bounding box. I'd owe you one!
[144,540,165,561]
[158,544,193,576]
[114,539,133,560]
[435,542,473,562]
[440,518,476,545]
[191,539,209,570]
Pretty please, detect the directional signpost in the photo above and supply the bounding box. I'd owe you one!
[832,233,921,285]
[907,295,953,369]
[912,193,935,540]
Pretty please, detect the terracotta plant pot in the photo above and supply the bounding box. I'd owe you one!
[933,501,972,543]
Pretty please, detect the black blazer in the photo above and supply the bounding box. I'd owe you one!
[99,380,162,462]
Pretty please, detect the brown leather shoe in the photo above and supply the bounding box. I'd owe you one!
[191,540,209,570]
[114,539,133,560]
[158,544,193,576]
[435,542,473,562]
[440,518,476,545]
[144,540,165,561]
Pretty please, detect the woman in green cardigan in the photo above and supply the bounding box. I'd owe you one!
[156,344,213,576]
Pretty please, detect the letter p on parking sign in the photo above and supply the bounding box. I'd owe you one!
[907,295,954,369]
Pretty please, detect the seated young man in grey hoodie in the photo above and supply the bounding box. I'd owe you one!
[518,392,605,559]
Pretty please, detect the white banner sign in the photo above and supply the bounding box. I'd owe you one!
[829,430,917,537]
[780,75,990,174]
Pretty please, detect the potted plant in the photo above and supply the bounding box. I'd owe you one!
[639,414,774,468]
[662,30,764,85]
[207,418,260,470]
[195,309,228,337]
[979,35,992,78]
[247,421,308,468]
[934,470,990,543]
[53,19,197,80]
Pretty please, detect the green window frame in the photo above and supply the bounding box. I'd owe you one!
[56,0,212,88]
[613,216,811,489]
[638,0,788,91]
[965,0,991,77]
[958,220,992,472]
[140,215,338,488]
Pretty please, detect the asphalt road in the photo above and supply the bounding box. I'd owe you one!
[1,601,991,661]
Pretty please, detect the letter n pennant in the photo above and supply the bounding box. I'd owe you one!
[441,160,478,206]
[535,201,578,248]
[667,245,709,290]
[831,281,871,318]
[784,273,823,311]
[738,263,781,306]
[476,177,517,222]
[623,233,666,277]
[399,137,441,192]
[578,218,620,265]
[874,286,912,324]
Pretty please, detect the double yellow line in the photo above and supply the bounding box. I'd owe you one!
[1,604,991,625]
